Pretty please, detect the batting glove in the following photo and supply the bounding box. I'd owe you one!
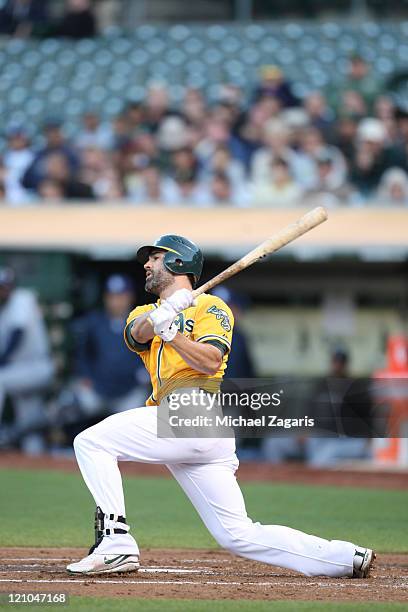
[148,302,176,334]
[164,288,195,313]
[157,322,178,342]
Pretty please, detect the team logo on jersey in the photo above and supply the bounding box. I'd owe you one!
[174,313,194,334]
[207,305,231,331]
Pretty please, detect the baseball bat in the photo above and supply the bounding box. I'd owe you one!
[192,206,328,298]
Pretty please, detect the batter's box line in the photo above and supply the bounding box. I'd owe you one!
[1,558,72,561]
[0,568,215,575]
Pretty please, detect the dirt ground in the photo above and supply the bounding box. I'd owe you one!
[0,548,407,602]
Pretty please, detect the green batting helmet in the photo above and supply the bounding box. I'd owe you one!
[137,235,203,285]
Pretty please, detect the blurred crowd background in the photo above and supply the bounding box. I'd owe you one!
[1,1,408,207]
[1,0,408,466]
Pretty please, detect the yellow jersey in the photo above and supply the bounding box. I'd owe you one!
[124,293,234,405]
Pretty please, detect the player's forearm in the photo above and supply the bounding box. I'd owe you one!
[130,312,155,343]
[168,334,222,375]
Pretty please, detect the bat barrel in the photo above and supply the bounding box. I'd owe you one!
[192,206,328,298]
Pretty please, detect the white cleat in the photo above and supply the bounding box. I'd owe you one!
[67,552,140,575]
[353,547,376,578]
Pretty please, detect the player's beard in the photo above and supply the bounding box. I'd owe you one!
[145,267,175,296]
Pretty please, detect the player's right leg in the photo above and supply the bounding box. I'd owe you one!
[67,405,225,574]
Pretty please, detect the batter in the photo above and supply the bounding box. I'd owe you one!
[67,234,374,578]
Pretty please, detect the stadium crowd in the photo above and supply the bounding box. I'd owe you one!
[1,54,408,207]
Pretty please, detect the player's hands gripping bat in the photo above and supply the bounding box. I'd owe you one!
[148,289,195,341]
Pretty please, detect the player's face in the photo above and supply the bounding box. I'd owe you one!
[144,251,175,295]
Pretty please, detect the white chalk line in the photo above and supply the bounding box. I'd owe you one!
[181,559,232,563]
[0,578,406,589]
[0,568,214,575]
[2,558,71,562]
[3,558,229,563]
[0,569,404,581]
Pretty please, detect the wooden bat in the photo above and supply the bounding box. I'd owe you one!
[192,206,328,298]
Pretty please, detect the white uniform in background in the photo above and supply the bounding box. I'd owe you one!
[0,288,54,435]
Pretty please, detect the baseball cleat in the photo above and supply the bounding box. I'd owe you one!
[352,547,376,578]
[67,552,140,575]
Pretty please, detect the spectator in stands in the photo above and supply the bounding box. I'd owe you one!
[304,348,373,467]
[41,152,95,200]
[207,172,232,205]
[37,178,65,201]
[168,147,199,182]
[337,90,368,121]
[161,167,209,206]
[252,157,303,207]
[200,144,246,189]
[375,168,408,205]
[195,114,232,174]
[335,54,382,113]
[144,84,172,133]
[303,92,335,140]
[395,107,408,150]
[76,112,113,150]
[54,0,97,39]
[253,65,299,108]
[251,119,311,189]
[79,147,123,199]
[71,275,148,416]
[217,83,244,110]
[126,162,163,203]
[332,116,358,165]
[125,102,147,140]
[349,118,406,199]
[0,0,49,37]
[304,147,352,206]
[0,267,54,453]
[299,126,347,191]
[374,96,397,141]
[22,119,80,193]
[182,88,207,128]
[229,102,265,171]
[111,113,133,153]
[205,171,249,207]
[157,116,189,170]
[114,132,158,193]
[2,126,34,205]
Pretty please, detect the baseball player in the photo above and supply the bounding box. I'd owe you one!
[67,235,374,578]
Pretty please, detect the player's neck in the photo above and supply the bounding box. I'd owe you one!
[159,279,192,300]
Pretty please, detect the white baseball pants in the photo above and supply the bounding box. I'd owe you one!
[73,404,356,577]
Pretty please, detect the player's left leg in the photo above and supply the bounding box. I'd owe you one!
[168,456,373,578]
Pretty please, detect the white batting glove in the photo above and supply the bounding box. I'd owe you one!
[164,288,195,313]
[157,322,178,342]
[148,302,176,335]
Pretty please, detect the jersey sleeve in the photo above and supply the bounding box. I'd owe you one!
[192,295,234,354]
[124,303,157,353]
